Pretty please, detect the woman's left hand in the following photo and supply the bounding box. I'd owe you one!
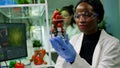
[50,35,76,62]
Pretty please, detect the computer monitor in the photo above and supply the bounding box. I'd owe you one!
[0,23,27,62]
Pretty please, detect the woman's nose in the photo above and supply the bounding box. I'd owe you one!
[79,15,86,22]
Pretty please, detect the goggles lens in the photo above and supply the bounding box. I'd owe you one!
[74,12,98,19]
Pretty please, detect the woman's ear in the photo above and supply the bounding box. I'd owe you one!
[96,16,100,23]
[97,19,100,23]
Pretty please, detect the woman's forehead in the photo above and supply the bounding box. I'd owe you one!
[76,2,93,12]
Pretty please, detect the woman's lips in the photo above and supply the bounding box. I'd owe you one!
[79,25,87,29]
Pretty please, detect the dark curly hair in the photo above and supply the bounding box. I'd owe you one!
[75,0,104,23]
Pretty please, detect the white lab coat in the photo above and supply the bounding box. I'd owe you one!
[55,29,120,68]
[66,24,80,39]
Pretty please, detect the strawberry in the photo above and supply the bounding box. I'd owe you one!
[52,18,57,25]
[52,9,60,19]
[34,56,44,65]
[57,23,63,27]
[55,15,63,19]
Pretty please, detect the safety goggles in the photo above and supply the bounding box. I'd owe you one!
[74,11,98,20]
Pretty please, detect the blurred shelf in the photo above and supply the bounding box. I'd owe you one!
[0,0,54,67]
[0,4,45,19]
[0,4,45,8]
[27,39,55,68]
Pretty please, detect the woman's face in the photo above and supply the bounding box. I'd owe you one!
[75,2,98,35]
[61,10,72,26]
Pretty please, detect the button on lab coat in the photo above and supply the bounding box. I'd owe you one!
[55,29,120,68]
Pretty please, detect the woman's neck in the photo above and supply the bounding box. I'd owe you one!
[84,28,98,35]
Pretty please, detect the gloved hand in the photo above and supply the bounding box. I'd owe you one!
[50,35,76,62]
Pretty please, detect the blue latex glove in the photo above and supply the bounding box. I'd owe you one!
[50,35,76,62]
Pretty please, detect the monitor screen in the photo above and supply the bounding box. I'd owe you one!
[0,23,27,62]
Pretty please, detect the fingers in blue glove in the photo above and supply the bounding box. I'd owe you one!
[50,37,63,51]
[64,34,69,44]
[55,36,67,47]
[50,36,76,63]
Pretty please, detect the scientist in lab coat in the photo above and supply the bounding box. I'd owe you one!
[50,0,120,68]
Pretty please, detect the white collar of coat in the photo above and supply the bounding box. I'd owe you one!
[92,29,108,68]
[71,29,107,53]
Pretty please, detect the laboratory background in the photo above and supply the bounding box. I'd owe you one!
[0,0,120,68]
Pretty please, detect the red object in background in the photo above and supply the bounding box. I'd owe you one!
[13,7,21,10]
[39,49,46,58]
[34,56,44,65]
[14,62,24,68]
[30,49,47,65]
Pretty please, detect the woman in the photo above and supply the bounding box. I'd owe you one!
[60,5,80,38]
[50,0,120,68]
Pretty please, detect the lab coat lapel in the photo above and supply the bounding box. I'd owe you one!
[74,30,106,68]
[92,30,105,68]
[92,42,102,68]
[75,33,84,54]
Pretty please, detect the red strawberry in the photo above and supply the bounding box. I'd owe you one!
[52,18,57,25]
[57,23,63,27]
[55,15,64,22]
[55,15,63,19]
[52,10,60,19]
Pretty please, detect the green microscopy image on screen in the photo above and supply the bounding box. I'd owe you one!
[8,27,24,46]
[0,23,27,62]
